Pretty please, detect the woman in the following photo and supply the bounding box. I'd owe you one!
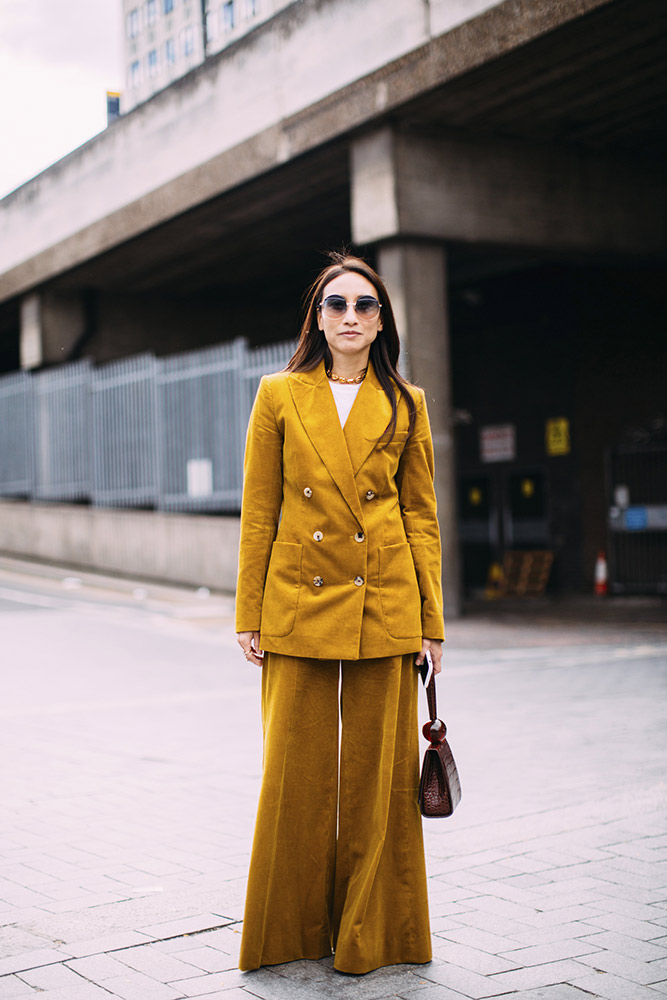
[236,253,444,975]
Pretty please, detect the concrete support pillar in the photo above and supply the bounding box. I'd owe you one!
[20,291,87,369]
[378,241,462,620]
[19,294,43,369]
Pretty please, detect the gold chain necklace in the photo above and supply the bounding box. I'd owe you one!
[326,368,367,385]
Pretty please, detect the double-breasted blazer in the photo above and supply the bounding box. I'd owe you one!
[235,359,445,660]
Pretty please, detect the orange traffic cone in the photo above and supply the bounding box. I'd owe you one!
[594,550,608,596]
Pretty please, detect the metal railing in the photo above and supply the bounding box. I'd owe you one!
[92,353,158,508]
[0,337,294,513]
[34,360,92,501]
[0,371,34,497]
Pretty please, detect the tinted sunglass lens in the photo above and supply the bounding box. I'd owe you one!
[322,296,347,317]
[355,297,379,317]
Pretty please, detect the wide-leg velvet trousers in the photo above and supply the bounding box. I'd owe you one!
[239,651,432,975]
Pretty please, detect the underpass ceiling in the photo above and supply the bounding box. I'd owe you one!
[50,141,352,296]
[46,0,666,299]
[397,0,667,153]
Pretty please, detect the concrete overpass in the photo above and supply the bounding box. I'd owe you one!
[1,0,665,610]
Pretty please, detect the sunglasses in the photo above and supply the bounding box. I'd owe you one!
[318,295,382,320]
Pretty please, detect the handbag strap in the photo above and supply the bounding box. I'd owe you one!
[424,674,447,743]
[426,674,438,722]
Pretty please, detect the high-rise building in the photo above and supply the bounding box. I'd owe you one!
[121,0,295,112]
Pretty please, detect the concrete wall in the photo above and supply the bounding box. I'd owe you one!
[0,0,501,285]
[0,499,240,592]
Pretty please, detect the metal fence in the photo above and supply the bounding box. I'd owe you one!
[34,360,92,501]
[0,337,294,513]
[0,371,34,497]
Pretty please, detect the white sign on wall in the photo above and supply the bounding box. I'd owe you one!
[187,458,213,497]
[480,424,516,463]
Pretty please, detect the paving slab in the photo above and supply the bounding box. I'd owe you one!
[1,558,666,999]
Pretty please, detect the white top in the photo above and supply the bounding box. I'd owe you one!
[329,380,361,427]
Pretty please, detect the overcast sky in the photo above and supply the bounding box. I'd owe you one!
[0,0,123,198]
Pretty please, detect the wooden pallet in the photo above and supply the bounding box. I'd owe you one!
[502,550,554,597]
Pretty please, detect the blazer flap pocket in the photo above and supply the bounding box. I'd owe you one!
[379,541,421,639]
[261,541,302,637]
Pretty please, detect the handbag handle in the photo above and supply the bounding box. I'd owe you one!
[423,675,448,744]
[426,674,438,721]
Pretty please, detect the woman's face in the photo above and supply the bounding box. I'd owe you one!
[317,271,383,370]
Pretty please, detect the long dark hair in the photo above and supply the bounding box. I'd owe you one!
[286,253,417,443]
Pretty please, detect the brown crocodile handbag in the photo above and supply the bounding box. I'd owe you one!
[419,675,461,818]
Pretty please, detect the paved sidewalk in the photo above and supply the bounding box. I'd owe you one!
[1,557,666,1000]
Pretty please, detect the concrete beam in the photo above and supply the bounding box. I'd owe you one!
[352,127,666,256]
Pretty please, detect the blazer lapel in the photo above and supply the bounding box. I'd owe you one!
[343,361,394,476]
[288,362,365,527]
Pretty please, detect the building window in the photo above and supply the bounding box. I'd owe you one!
[165,37,176,63]
[221,0,235,31]
[146,0,157,23]
[106,91,121,123]
[163,0,173,11]
[204,9,216,42]
[147,48,158,76]
[126,8,140,37]
[130,59,141,87]
[245,0,257,16]
[181,24,195,56]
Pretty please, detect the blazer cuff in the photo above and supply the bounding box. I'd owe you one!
[235,617,261,633]
[422,619,445,641]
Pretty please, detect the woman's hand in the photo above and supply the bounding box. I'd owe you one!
[415,638,443,675]
[237,631,264,667]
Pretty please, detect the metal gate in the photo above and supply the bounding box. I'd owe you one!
[607,443,667,594]
[458,466,550,590]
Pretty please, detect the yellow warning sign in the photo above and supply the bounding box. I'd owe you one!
[546,418,570,456]
[484,562,504,600]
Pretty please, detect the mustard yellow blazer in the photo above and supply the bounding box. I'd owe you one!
[235,359,445,660]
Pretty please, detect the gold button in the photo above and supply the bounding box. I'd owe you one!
[354,576,364,587]
[313,531,323,542]
[304,487,313,498]
[313,576,324,587]
[365,490,375,500]
[354,532,364,543]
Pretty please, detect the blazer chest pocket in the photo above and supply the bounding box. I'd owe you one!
[379,542,422,639]
[261,541,302,637]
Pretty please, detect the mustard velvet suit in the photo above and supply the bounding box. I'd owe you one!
[235,359,445,974]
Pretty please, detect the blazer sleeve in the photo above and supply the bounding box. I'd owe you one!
[235,376,284,633]
[395,389,445,641]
